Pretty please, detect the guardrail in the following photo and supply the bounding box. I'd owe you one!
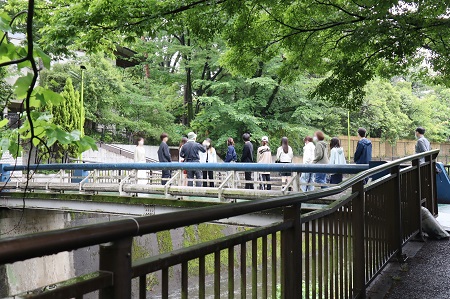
[0,150,439,299]
[1,163,368,200]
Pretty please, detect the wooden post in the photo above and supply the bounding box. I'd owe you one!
[352,180,365,298]
[281,204,302,298]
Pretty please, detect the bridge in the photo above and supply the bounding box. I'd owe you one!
[0,150,440,298]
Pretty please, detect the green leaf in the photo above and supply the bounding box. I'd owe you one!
[0,118,8,128]
[43,89,63,105]
[35,47,51,69]
[14,73,33,99]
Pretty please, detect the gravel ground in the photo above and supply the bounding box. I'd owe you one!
[385,239,450,299]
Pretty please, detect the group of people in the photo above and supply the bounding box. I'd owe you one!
[135,125,431,190]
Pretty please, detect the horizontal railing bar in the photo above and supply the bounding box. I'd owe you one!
[132,221,291,278]
[300,192,359,223]
[3,162,368,174]
[0,150,439,265]
[364,173,397,192]
[12,271,113,299]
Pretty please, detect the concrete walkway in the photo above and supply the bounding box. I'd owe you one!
[384,239,450,299]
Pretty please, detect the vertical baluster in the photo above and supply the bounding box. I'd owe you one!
[271,233,277,299]
[162,267,169,299]
[139,275,146,299]
[318,217,323,299]
[339,207,344,298]
[215,251,221,299]
[241,242,246,299]
[229,246,235,299]
[262,236,268,299]
[305,221,310,299]
[334,212,339,299]
[324,215,329,299]
[252,238,257,299]
[199,256,206,299]
[329,214,334,299]
[182,261,188,299]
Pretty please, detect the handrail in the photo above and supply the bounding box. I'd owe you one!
[3,162,369,173]
[0,150,439,266]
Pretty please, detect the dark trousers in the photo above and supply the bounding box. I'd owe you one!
[245,171,254,189]
[203,171,214,187]
[161,170,171,185]
[187,170,203,187]
[329,173,343,184]
[260,174,271,190]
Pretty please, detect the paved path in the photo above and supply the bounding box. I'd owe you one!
[384,239,450,299]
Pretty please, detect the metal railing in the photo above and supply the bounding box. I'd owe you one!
[1,163,368,200]
[0,150,439,299]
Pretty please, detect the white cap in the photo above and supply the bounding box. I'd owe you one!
[261,136,269,142]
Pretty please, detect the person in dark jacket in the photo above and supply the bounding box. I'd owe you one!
[224,138,238,163]
[157,132,171,185]
[415,127,431,163]
[354,128,372,164]
[179,132,206,187]
[241,133,254,189]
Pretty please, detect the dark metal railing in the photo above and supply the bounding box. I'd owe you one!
[0,150,439,299]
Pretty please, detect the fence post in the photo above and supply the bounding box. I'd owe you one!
[281,204,302,298]
[392,165,406,261]
[412,158,423,239]
[352,180,365,298]
[99,237,133,299]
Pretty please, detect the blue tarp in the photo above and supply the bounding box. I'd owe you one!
[436,162,450,204]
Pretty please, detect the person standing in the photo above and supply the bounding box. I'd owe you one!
[313,131,329,187]
[241,133,254,189]
[415,127,431,163]
[224,137,238,163]
[354,127,372,164]
[180,132,206,187]
[134,137,147,185]
[276,137,294,189]
[301,136,315,192]
[199,138,217,187]
[157,133,172,185]
[329,137,346,184]
[179,136,188,185]
[257,136,272,190]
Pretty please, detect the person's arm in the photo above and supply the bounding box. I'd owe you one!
[232,147,237,161]
[313,145,322,164]
[354,142,362,163]
[256,148,261,163]
[163,143,171,162]
[417,139,428,153]
[224,147,232,162]
[242,145,249,162]
[180,145,186,158]
[134,148,138,162]
[329,148,336,164]
[198,143,206,153]
[288,147,294,160]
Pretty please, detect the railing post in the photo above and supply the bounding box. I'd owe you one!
[281,204,302,298]
[412,158,423,239]
[99,237,133,299]
[352,180,365,298]
[392,165,406,261]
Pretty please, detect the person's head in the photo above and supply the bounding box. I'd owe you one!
[160,132,169,143]
[415,127,425,138]
[281,136,289,153]
[203,138,212,149]
[187,132,197,141]
[242,133,251,142]
[136,137,144,146]
[261,136,269,146]
[227,137,235,146]
[313,131,325,142]
[357,127,367,138]
[330,137,341,149]
[304,136,313,144]
[179,136,188,148]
